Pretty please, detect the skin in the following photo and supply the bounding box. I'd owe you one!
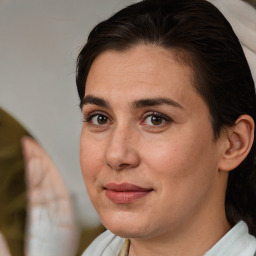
[80,45,232,256]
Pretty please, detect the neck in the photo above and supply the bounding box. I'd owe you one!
[129,200,230,256]
[129,218,230,256]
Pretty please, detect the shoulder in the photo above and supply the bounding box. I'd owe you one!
[81,230,125,256]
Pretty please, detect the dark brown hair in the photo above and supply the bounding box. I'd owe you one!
[76,0,256,235]
[243,0,256,8]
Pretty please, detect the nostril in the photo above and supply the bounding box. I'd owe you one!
[118,163,130,170]
[107,162,130,171]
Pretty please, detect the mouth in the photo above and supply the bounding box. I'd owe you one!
[104,183,153,204]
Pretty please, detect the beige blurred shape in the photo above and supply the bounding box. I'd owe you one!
[21,136,79,256]
[209,0,256,84]
[0,232,11,256]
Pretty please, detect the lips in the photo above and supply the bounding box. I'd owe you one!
[104,183,153,204]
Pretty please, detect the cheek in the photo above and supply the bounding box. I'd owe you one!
[142,135,219,222]
[80,131,104,183]
[142,135,192,175]
[142,128,216,186]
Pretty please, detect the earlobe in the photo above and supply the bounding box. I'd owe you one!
[219,115,255,172]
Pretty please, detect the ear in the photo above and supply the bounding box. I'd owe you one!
[219,115,254,172]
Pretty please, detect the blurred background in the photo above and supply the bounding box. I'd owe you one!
[0,0,140,228]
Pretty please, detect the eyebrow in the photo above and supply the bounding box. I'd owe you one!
[80,95,183,110]
[80,95,111,109]
[132,97,184,109]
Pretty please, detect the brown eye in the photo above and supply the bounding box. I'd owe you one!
[97,115,108,124]
[91,114,110,125]
[142,112,171,127]
[151,116,163,125]
[144,115,165,126]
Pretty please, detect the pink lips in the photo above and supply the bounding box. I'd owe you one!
[104,183,153,204]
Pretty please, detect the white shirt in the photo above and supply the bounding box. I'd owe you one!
[82,221,256,256]
[205,221,256,256]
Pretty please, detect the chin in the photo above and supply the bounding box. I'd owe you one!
[108,226,150,239]
[100,211,154,239]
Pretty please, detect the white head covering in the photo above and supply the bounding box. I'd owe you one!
[208,0,256,85]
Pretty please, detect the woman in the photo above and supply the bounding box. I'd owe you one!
[76,0,256,255]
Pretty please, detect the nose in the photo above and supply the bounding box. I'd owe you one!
[105,126,140,171]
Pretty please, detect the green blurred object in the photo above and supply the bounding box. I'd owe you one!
[0,107,31,256]
[0,107,106,256]
[76,225,106,256]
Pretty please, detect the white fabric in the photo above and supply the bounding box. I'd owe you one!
[82,230,124,256]
[82,221,256,256]
[22,137,79,256]
[208,0,256,85]
[205,221,256,255]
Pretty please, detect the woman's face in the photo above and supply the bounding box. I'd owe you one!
[80,45,227,240]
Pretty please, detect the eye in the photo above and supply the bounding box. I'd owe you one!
[145,115,163,125]
[91,115,109,125]
[84,113,110,125]
[143,112,171,126]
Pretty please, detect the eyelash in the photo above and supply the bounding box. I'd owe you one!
[83,111,110,124]
[83,111,172,127]
[142,112,172,126]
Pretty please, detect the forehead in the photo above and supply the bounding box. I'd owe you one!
[85,45,195,98]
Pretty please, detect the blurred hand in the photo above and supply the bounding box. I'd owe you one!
[22,137,79,256]
[0,232,11,256]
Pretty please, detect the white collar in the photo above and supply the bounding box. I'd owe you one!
[83,221,256,256]
[205,221,256,256]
